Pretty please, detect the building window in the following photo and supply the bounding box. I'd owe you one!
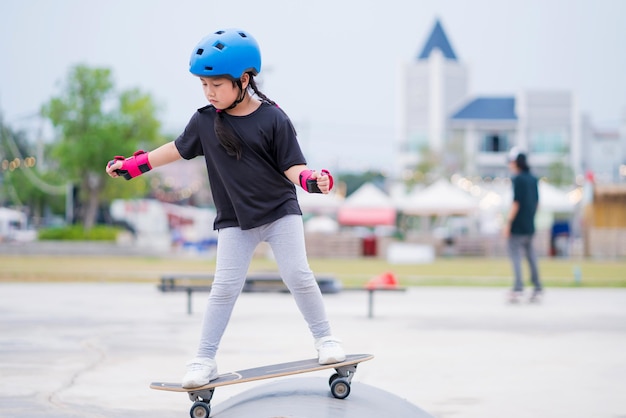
[480,133,508,152]
[529,130,568,153]
[407,132,428,152]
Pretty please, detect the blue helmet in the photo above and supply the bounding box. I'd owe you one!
[189,28,261,78]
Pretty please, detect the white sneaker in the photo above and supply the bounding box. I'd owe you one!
[182,357,218,388]
[508,290,523,304]
[315,336,346,365]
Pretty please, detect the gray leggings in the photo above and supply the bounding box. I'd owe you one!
[196,214,332,359]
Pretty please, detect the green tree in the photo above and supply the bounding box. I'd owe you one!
[405,145,441,188]
[338,170,387,196]
[548,158,574,187]
[41,64,163,229]
[0,114,66,221]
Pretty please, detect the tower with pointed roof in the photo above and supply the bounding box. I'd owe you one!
[418,19,458,61]
[398,19,468,174]
[398,18,585,182]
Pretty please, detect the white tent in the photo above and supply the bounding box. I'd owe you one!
[296,188,341,215]
[402,179,479,215]
[538,182,578,212]
[342,183,394,208]
[491,182,577,213]
[304,216,339,233]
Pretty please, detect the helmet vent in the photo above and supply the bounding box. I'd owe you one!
[204,66,213,71]
[238,32,247,38]
[214,42,225,51]
[196,48,204,55]
[215,30,225,34]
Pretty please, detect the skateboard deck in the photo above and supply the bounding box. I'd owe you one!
[151,353,373,417]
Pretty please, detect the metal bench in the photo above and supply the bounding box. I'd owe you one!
[158,273,341,315]
[343,286,407,318]
[158,273,406,318]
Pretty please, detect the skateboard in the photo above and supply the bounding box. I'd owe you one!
[151,353,374,418]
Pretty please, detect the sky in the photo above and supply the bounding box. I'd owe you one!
[1,0,625,172]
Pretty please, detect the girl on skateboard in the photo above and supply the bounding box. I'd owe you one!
[105,28,345,388]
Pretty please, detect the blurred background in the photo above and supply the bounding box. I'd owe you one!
[1,0,625,261]
[2,4,626,417]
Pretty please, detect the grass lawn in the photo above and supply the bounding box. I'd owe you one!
[1,255,624,288]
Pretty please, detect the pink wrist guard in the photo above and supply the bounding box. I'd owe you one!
[109,150,152,180]
[299,169,334,193]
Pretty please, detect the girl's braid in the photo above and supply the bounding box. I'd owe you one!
[248,76,275,106]
[248,75,296,134]
[213,73,283,160]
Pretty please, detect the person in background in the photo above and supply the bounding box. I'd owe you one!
[504,147,543,303]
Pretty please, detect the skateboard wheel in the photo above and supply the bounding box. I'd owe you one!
[330,378,351,399]
[190,401,210,418]
[328,373,340,386]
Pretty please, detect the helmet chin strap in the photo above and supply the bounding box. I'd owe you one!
[224,80,247,111]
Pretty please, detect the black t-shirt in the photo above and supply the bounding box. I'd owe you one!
[174,102,306,230]
[511,171,539,235]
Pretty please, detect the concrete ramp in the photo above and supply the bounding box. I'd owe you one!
[210,377,434,417]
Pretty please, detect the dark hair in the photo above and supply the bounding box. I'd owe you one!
[515,153,530,172]
[214,73,275,159]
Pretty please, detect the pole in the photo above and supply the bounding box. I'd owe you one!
[66,182,73,225]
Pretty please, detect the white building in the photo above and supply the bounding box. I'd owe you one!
[399,20,468,171]
[450,90,581,179]
[582,109,626,184]
[398,19,616,182]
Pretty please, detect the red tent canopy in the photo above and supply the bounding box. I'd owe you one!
[337,183,397,227]
[337,207,396,226]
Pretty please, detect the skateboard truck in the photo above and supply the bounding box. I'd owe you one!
[187,388,214,417]
[328,363,358,399]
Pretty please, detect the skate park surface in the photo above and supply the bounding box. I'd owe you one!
[1,283,625,418]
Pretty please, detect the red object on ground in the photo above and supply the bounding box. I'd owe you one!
[366,272,398,290]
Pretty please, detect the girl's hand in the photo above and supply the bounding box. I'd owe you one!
[105,151,152,180]
[314,171,332,194]
[106,158,123,178]
[298,168,334,194]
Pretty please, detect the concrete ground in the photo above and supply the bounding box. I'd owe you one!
[1,283,625,418]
